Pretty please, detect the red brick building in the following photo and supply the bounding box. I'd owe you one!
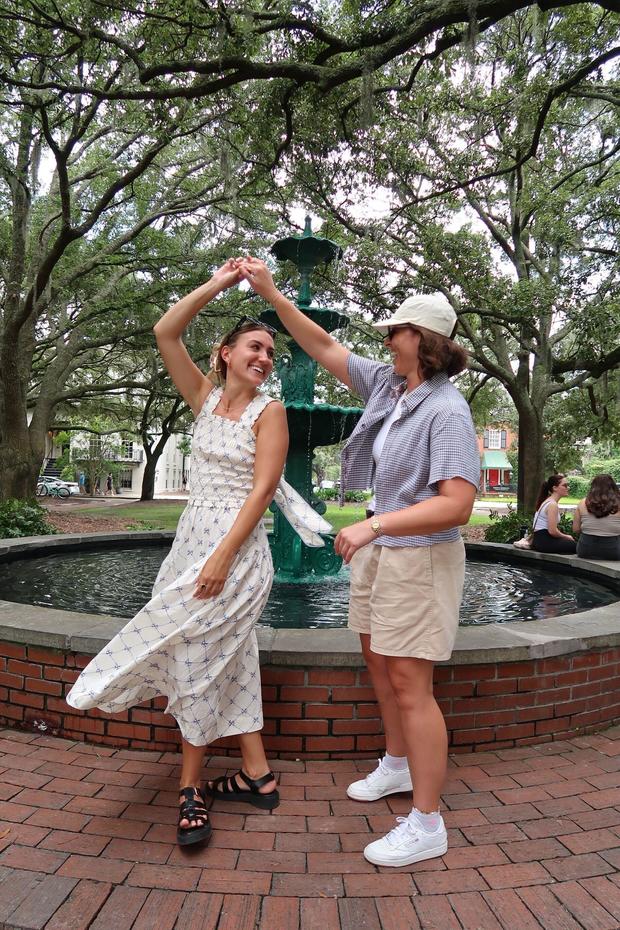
[478,425,516,492]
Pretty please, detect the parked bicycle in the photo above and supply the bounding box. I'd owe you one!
[36,480,70,499]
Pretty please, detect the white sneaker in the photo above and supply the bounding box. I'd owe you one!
[363,813,447,867]
[346,757,412,802]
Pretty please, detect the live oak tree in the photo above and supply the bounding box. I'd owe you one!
[1,0,617,501]
[281,5,620,510]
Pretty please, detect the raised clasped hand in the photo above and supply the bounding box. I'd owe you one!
[193,546,234,600]
[236,256,277,300]
[212,258,242,291]
[334,520,375,564]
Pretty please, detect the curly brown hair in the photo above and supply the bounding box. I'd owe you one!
[415,327,469,379]
[585,474,620,519]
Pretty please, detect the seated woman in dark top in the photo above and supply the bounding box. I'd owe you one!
[573,474,620,561]
[531,474,576,555]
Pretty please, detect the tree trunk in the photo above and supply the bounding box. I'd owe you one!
[140,453,158,501]
[0,439,42,500]
[139,428,172,502]
[516,403,545,513]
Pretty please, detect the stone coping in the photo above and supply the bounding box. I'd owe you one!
[0,532,619,667]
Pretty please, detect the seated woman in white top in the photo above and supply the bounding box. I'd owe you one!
[573,474,620,561]
[531,474,576,554]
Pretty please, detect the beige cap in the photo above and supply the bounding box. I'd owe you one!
[371,293,457,338]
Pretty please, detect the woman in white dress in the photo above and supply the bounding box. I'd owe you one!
[67,260,329,846]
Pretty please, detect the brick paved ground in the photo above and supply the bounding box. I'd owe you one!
[1,728,620,929]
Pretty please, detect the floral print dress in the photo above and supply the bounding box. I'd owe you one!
[67,388,330,746]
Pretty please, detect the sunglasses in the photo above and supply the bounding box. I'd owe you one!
[387,324,419,339]
[229,315,277,338]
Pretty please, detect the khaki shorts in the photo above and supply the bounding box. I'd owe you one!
[347,539,465,661]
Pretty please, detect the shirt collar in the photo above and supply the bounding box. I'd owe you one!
[390,372,449,406]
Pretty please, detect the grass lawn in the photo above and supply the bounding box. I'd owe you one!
[80,501,186,531]
[77,500,491,533]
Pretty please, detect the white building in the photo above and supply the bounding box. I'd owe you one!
[46,429,191,498]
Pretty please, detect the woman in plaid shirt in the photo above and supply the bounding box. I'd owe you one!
[239,257,480,868]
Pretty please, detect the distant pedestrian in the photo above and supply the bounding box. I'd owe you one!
[78,472,86,495]
[105,473,113,496]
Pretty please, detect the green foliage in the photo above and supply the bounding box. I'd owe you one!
[567,475,590,498]
[558,512,577,538]
[484,504,577,542]
[484,507,531,544]
[584,458,620,483]
[315,487,370,503]
[0,500,57,539]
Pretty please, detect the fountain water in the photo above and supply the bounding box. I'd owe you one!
[260,217,362,580]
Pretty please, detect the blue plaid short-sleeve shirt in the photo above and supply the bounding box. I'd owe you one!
[341,353,480,548]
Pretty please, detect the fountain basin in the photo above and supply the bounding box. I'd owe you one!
[1,532,619,758]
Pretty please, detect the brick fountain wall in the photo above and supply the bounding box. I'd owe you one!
[2,641,620,759]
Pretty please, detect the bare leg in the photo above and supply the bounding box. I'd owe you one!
[237,731,277,793]
[179,738,207,828]
[385,656,446,812]
[204,731,276,795]
[360,633,407,758]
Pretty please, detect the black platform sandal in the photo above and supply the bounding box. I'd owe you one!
[177,786,212,846]
[206,770,279,810]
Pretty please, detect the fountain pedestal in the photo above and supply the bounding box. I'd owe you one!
[261,218,362,580]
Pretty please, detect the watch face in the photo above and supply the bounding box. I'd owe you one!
[371,520,381,534]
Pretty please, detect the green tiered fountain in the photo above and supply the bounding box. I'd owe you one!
[260,217,362,580]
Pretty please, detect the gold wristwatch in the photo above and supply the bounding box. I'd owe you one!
[370,518,382,536]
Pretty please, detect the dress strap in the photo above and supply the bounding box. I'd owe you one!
[238,392,277,430]
[202,386,222,416]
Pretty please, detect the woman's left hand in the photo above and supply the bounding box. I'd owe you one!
[193,546,235,599]
[334,520,376,564]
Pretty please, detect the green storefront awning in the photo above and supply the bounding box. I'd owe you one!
[481,451,512,470]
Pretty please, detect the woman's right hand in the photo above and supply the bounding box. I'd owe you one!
[211,258,242,292]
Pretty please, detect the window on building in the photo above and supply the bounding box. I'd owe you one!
[119,469,133,489]
[89,437,102,456]
[484,428,507,450]
[488,429,501,449]
[122,440,134,460]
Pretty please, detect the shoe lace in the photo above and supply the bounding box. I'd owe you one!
[365,758,391,784]
[384,816,419,848]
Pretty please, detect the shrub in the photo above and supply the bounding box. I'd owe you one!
[567,475,590,498]
[558,512,577,538]
[344,490,370,503]
[484,507,531,544]
[483,505,577,543]
[0,499,57,539]
[315,488,370,503]
[315,487,338,500]
[584,458,620,483]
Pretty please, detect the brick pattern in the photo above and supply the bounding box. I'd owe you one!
[0,728,619,927]
[1,642,620,756]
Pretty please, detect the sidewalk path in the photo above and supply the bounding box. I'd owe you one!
[0,728,619,928]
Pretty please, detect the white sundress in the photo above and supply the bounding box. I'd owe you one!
[66,388,330,746]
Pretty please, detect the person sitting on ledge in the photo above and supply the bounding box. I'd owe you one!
[573,474,620,561]
[531,474,577,555]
